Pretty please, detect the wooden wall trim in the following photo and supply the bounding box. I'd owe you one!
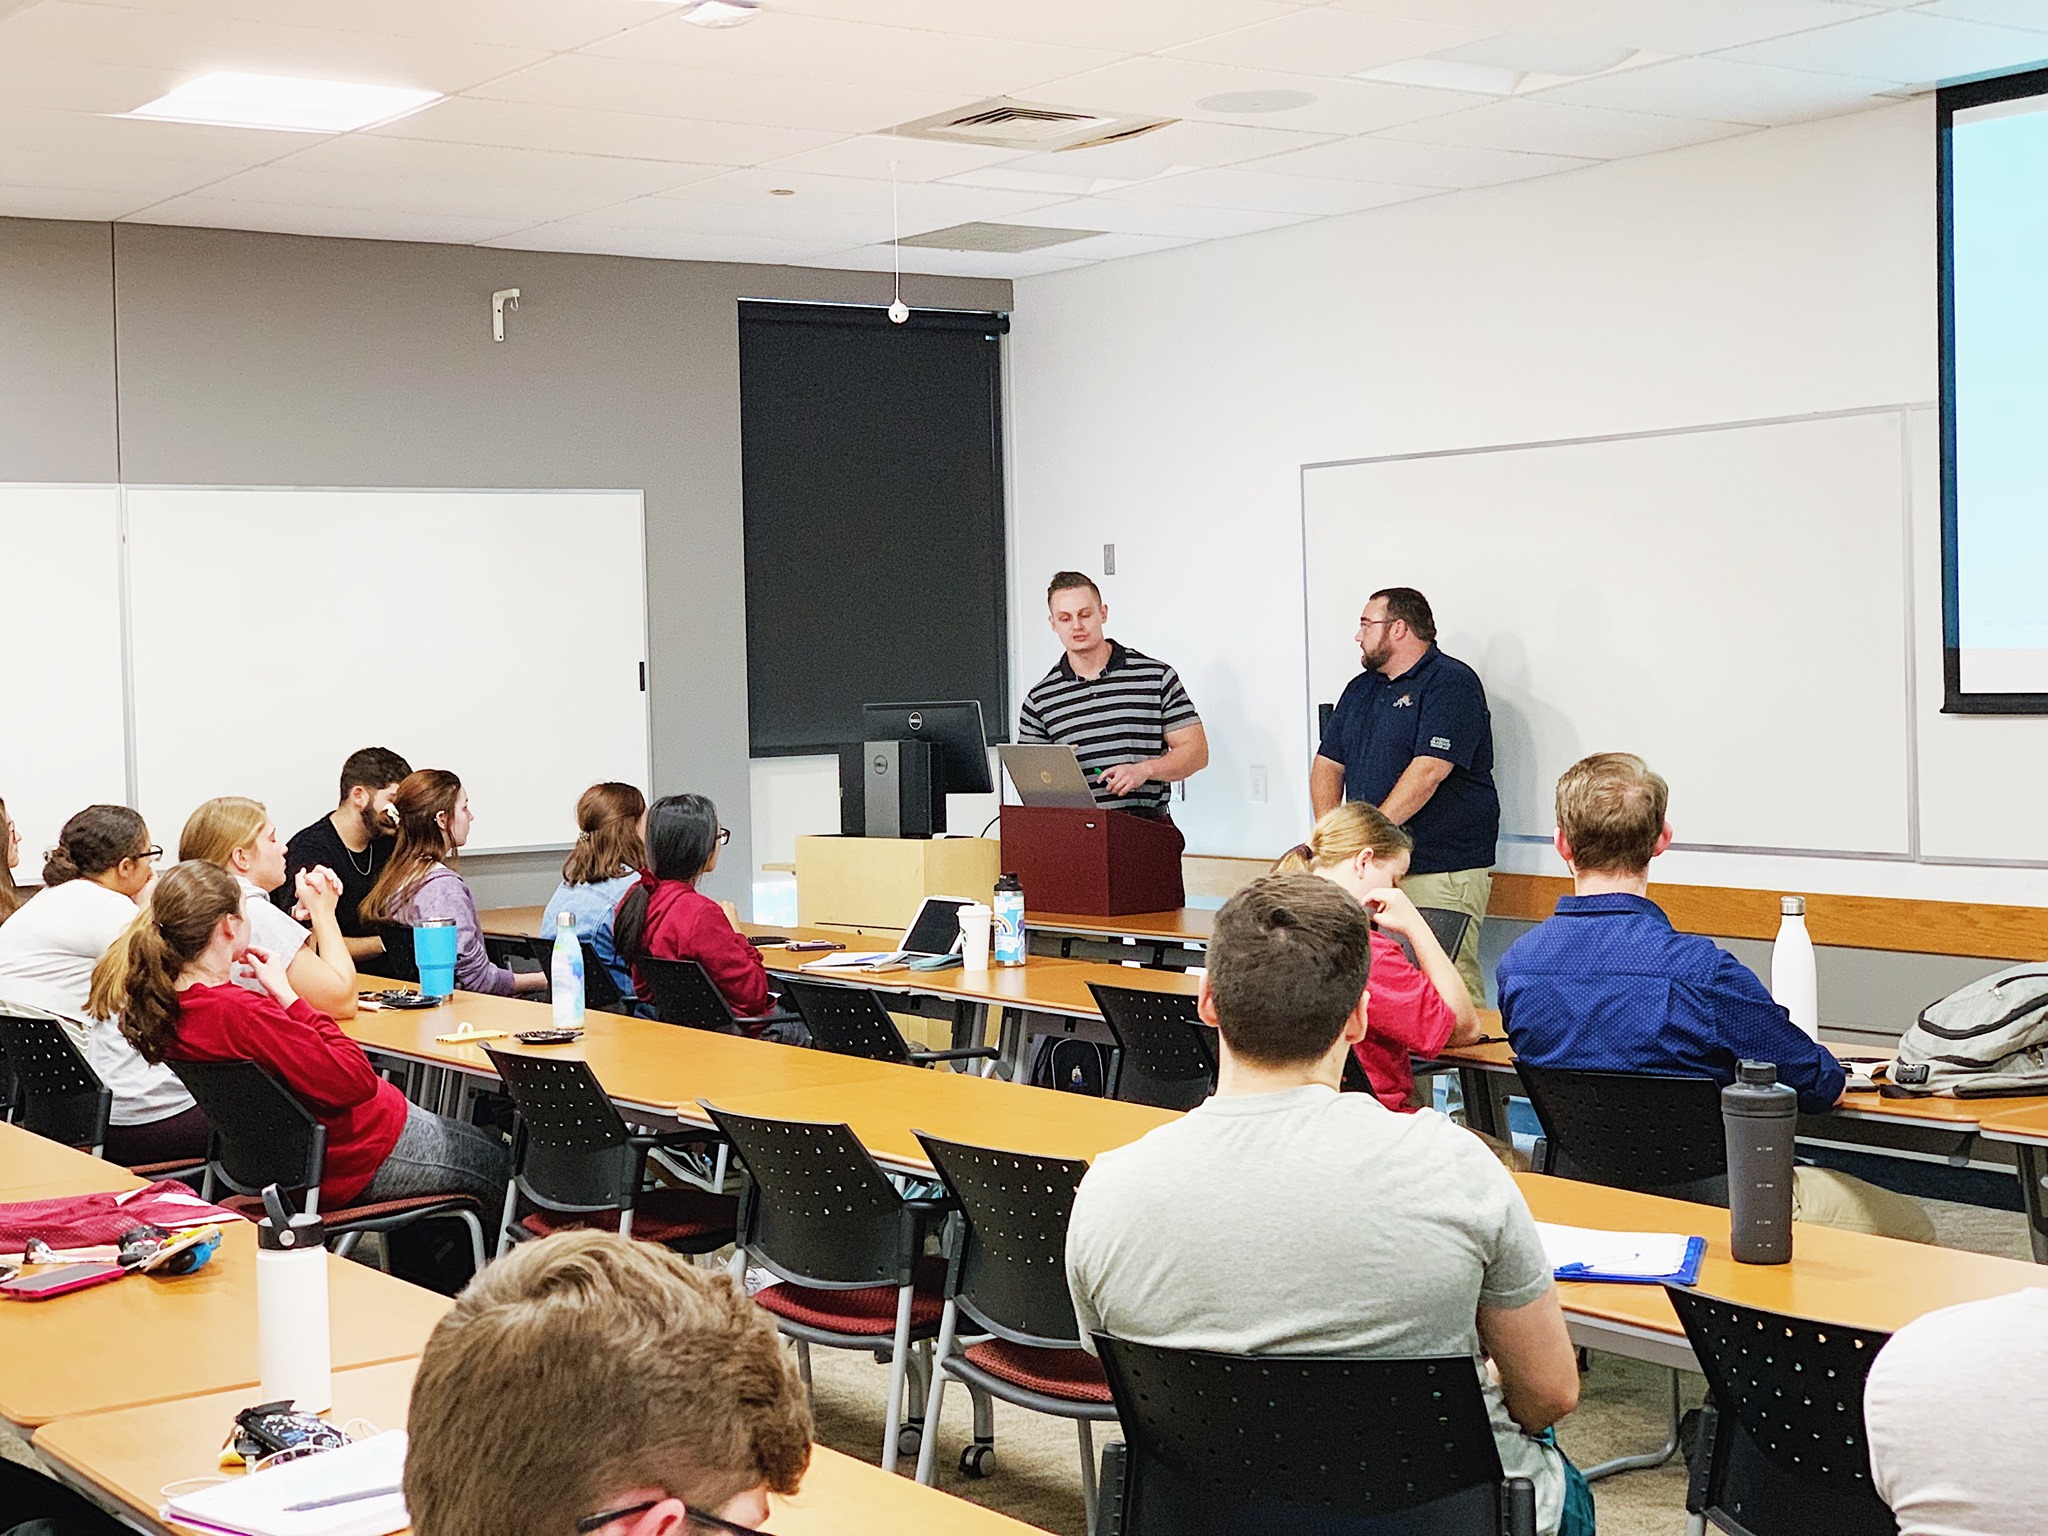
[1185,856,2047,962]
[1488,872,2048,962]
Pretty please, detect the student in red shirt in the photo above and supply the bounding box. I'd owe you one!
[89,859,506,1209]
[1277,802,1482,1111]
[612,794,774,1023]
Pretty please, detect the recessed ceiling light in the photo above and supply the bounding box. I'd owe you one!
[1195,89,1316,114]
[124,71,441,133]
[679,0,759,27]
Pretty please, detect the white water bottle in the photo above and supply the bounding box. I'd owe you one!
[256,1185,331,1412]
[1770,895,1819,1041]
[552,910,586,1029]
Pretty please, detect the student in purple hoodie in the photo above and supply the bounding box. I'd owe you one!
[361,769,544,998]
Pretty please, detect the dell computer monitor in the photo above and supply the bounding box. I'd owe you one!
[860,700,995,797]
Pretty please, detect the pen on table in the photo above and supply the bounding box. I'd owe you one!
[282,1485,404,1512]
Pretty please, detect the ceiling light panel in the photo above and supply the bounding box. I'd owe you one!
[584,9,1122,99]
[1322,0,1880,58]
[368,97,839,166]
[1164,7,1489,77]
[1534,56,1901,126]
[473,53,966,135]
[1381,97,1756,160]
[1719,10,2048,85]
[126,72,441,133]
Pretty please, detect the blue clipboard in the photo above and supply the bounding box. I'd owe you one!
[1553,1235,1706,1287]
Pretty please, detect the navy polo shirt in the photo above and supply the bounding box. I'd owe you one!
[1317,646,1500,874]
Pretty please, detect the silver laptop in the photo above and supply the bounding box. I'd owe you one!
[1000,744,1100,809]
[797,894,976,972]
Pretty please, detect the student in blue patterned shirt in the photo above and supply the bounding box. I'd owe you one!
[543,782,647,1011]
[1497,752,1933,1241]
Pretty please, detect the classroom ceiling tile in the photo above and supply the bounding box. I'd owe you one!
[472,53,969,136]
[583,9,1121,99]
[1031,56,1495,138]
[0,183,164,220]
[547,191,892,248]
[769,0,1305,55]
[943,119,1341,193]
[485,222,842,265]
[1379,97,1757,159]
[62,0,676,54]
[158,162,658,225]
[1163,8,1494,77]
[370,98,840,167]
[1720,10,2048,84]
[0,102,305,165]
[1247,135,1597,188]
[1922,0,2048,33]
[0,143,250,200]
[1003,197,1318,240]
[810,242,1091,278]
[1534,55,1902,125]
[1098,166,1438,216]
[760,133,1029,183]
[0,2,547,96]
[653,168,1063,237]
[1032,230,1201,261]
[1322,0,1888,57]
[131,192,533,245]
[260,135,722,200]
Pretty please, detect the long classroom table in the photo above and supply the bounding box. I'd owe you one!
[33,1358,1049,1536]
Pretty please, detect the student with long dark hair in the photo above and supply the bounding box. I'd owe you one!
[362,770,543,998]
[612,794,771,1020]
[0,805,208,1162]
[543,783,647,1008]
[92,859,506,1208]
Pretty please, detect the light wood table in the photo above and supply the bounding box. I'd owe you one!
[0,1121,146,1199]
[0,1219,449,1429]
[707,1070,1182,1172]
[1026,907,1214,968]
[1519,1172,2046,1371]
[1977,1102,2048,1261]
[478,903,546,936]
[35,1358,1047,1536]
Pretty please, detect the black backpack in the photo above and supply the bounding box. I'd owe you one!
[1031,1035,1111,1096]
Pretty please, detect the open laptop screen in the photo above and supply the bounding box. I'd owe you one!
[901,896,974,957]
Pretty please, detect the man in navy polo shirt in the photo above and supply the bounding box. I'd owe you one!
[1311,587,1498,1001]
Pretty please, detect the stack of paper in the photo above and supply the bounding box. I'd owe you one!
[1536,1223,1706,1285]
[798,951,909,972]
[163,1430,408,1536]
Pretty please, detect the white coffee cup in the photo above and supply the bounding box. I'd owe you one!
[958,902,993,970]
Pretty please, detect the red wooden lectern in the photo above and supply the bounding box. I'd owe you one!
[999,806,1185,916]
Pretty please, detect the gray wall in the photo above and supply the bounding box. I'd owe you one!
[1,217,1011,908]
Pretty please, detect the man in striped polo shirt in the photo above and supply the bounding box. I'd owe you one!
[1018,571,1208,826]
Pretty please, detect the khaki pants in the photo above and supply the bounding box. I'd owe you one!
[1792,1166,1938,1244]
[1399,867,1492,1006]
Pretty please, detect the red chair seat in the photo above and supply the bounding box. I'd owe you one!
[754,1254,947,1336]
[519,1185,739,1246]
[222,1190,478,1225]
[960,1339,1114,1404]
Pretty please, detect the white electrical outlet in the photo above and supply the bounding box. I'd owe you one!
[1102,542,1116,575]
[1250,765,1268,803]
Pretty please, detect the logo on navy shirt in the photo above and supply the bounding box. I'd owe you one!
[1393,694,1414,708]
[1431,736,1450,750]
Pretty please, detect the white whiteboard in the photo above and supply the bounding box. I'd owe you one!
[0,485,130,872]
[1303,412,1913,857]
[125,488,650,853]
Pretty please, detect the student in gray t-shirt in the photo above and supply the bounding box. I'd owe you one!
[1066,874,1591,1536]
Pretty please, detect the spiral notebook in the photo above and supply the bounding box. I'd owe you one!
[1536,1223,1706,1286]
[163,1430,407,1536]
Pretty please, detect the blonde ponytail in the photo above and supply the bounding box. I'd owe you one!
[1275,803,1414,876]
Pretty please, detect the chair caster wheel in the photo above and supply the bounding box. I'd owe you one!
[959,1442,994,1478]
[897,1423,923,1457]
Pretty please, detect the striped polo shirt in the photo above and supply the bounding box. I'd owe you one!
[1018,640,1200,817]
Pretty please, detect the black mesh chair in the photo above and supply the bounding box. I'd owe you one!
[0,1458,133,1536]
[1092,1337,1538,1536]
[371,924,418,984]
[1664,1288,1896,1536]
[704,1102,951,1474]
[638,956,750,1035]
[783,978,999,1070]
[484,932,542,981]
[913,1134,1118,1526]
[482,1046,736,1257]
[1087,984,1215,1111]
[1516,1064,1727,1480]
[1417,907,1473,962]
[0,1005,111,1154]
[168,1058,486,1280]
[577,939,627,1012]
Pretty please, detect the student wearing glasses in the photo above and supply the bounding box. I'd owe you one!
[612,794,770,1020]
[404,1230,811,1536]
[0,805,209,1163]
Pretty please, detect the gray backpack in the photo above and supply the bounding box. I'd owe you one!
[1879,963,2048,1098]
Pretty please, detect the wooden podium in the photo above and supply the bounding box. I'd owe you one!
[999,806,1185,916]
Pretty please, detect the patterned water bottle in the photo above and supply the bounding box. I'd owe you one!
[993,873,1026,967]
[552,909,586,1029]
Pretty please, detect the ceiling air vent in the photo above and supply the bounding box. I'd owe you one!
[892,97,1176,152]
[899,223,1103,254]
